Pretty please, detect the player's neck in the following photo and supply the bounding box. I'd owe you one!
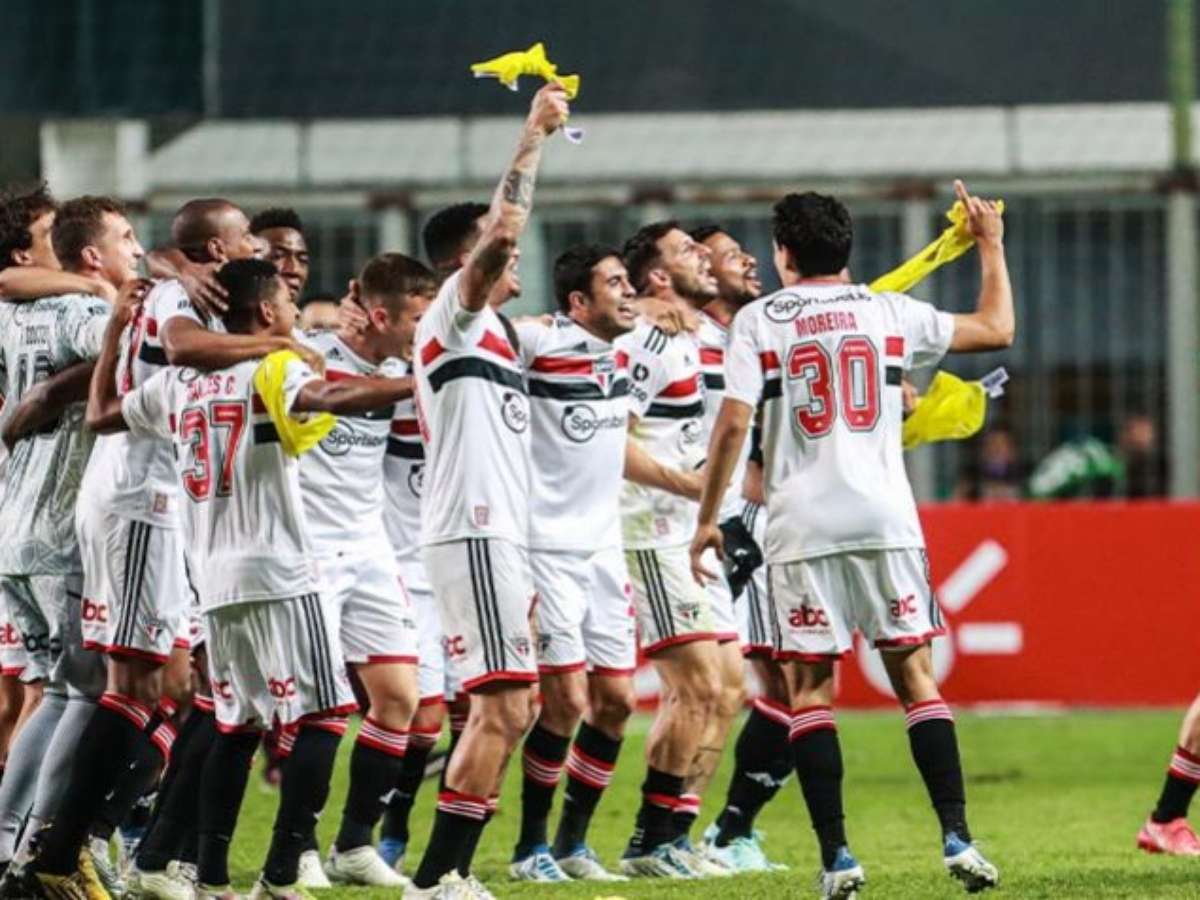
[701,296,739,327]
[336,326,384,365]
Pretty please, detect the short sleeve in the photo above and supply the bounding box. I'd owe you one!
[723,307,765,408]
[120,369,174,440]
[425,271,484,345]
[157,280,215,331]
[617,326,670,419]
[897,295,955,369]
[65,300,112,361]
[280,356,323,419]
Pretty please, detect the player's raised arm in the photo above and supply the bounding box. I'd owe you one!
[85,278,153,434]
[458,83,570,312]
[949,179,1015,352]
[293,374,414,416]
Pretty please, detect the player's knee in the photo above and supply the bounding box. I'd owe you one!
[674,665,721,715]
[475,687,535,747]
[540,682,588,733]
[719,675,748,719]
[590,684,635,732]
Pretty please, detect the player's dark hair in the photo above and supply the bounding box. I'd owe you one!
[250,207,305,236]
[772,192,853,277]
[0,182,57,271]
[422,202,489,272]
[218,258,281,334]
[51,195,127,272]
[622,220,679,293]
[358,252,438,316]
[689,223,725,244]
[553,243,621,314]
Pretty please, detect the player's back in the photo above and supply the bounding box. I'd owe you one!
[0,294,110,574]
[124,358,319,610]
[730,283,953,562]
[81,280,186,529]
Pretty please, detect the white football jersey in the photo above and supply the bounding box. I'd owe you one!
[696,310,753,523]
[412,271,530,547]
[517,315,629,552]
[615,320,705,550]
[382,376,424,567]
[296,331,398,550]
[79,280,187,530]
[0,295,110,575]
[121,357,323,610]
[724,283,955,563]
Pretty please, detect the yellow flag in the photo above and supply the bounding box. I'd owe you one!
[870,199,1005,294]
[901,371,988,450]
[470,41,580,99]
[252,350,337,457]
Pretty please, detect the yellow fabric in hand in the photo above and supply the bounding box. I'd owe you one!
[870,199,1005,294]
[252,350,336,457]
[470,42,580,99]
[902,371,987,450]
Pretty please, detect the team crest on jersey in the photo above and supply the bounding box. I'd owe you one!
[500,391,529,433]
[593,355,616,390]
[473,505,490,526]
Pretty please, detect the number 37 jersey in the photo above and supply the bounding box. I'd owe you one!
[723,284,954,564]
[121,356,323,611]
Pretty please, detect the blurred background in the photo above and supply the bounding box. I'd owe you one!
[1,0,1197,502]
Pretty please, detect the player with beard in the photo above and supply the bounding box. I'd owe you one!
[250,209,310,306]
[691,183,1009,897]
[686,225,794,872]
[506,245,703,882]
[611,222,730,878]
[406,83,569,900]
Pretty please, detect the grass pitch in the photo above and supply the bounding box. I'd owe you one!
[228,709,1198,898]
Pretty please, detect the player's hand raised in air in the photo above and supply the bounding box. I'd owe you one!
[113,278,154,324]
[689,522,724,587]
[955,179,1004,246]
[527,83,570,136]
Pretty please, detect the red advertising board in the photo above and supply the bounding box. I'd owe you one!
[632,503,1200,709]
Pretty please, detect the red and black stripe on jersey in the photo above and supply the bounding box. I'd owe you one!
[646,372,703,419]
[387,416,424,460]
[419,329,525,395]
[699,346,724,391]
[760,351,782,401]
[884,335,905,385]
[527,352,629,402]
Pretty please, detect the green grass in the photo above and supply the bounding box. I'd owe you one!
[228,709,1199,898]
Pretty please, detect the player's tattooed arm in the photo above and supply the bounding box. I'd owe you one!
[1,360,94,449]
[294,375,414,416]
[690,398,754,585]
[85,279,154,434]
[0,266,114,302]
[624,436,703,500]
[460,83,570,311]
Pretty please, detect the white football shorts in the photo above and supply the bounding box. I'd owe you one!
[318,546,418,666]
[625,545,717,655]
[398,557,460,705]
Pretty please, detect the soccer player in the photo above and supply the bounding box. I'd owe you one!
[83,257,415,900]
[298,294,340,331]
[507,244,704,882]
[405,82,569,899]
[293,252,436,887]
[1137,695,1200,854]
[682,225,795,872]
[250,208,310,305]
[611,221,728,878]
[0,195,144,894]
[691,181,1012,898]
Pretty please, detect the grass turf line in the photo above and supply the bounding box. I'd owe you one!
[226,709,1196,898]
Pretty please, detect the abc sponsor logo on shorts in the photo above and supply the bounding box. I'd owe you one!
[889,595,917,619]
[788,604,830,629]
[560,403,624,444]
[444,635,468,658]
[0,624,19,647]
[268,677,297,699]
[320,422,387,456]
[82,597,108,623]
[501,391,529,433]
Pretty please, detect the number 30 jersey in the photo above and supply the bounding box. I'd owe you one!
[724,284,954,563]
[121,356,323,611]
